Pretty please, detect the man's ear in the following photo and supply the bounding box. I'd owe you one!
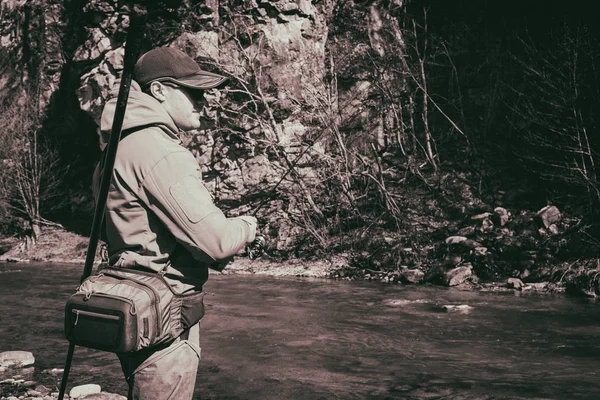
[149,81,167,102]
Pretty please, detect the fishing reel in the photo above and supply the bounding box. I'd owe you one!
[245,234,268,260]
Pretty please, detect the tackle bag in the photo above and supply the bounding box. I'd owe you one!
[64,267,205,353]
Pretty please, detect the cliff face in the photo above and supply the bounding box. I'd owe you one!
[0,0,342,250]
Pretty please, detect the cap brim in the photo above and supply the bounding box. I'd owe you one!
[172,71,228,90]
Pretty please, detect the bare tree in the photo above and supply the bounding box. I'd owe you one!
[0,99,65,248]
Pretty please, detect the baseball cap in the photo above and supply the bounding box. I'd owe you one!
[133,47,228,90]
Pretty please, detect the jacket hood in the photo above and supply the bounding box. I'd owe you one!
[99,80,180,149]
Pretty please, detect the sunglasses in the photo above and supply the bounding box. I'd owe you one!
[161,82,205,102]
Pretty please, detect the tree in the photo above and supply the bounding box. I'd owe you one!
[0,99,65,247]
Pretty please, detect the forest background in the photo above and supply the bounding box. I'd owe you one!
[1,0,600,294]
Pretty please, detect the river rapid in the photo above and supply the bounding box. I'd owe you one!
[1,262,600,399]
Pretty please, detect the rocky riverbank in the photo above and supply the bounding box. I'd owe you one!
[7,200,600,302]
[0,351,124,400]
[0,203,596,298]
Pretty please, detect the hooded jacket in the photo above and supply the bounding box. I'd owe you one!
[94,82,253,293]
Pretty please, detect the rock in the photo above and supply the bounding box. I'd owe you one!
[535,205,561,228]
[443,254,462,266]
[480,217,494,232]
[34,385,51,395]
[80,392,127,399]
[507,278,524,290]
[463,239,481,249]
[456,225,476,237]
[42,368,64,376]
[422,264,447,284]
[399,268,424,284]
[445,265,473,286]
[70,384,102,398]
[442,304,473,312]
[471,212,491,220]
[493,207,510,226]
[525,282,548,291]
[0,351,35,368]
[445,236,467,245]
[474,246,488,256]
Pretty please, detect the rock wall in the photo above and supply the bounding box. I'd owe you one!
[0,0,379,252]
[73,0,333,250]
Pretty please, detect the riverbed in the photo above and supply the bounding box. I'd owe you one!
[1,262,600,399]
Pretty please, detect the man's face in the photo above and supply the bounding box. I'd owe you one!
[159,83,207,132]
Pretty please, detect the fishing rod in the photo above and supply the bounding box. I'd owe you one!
[245,125,331,260]
[57,8,147,400]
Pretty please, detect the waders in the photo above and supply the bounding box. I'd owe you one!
[57,9,146,400]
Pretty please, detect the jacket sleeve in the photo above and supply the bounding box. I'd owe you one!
[137,150,254,263]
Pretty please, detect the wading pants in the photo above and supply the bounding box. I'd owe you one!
[118,323,201,400]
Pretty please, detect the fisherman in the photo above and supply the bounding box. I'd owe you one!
[94,46,257,399]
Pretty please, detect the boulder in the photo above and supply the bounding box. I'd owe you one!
[493,207,510,226]
[0,351,35,368]
[399,268,424,284]
[445,265,473,286]
[535,205,561,228]
[70,383,102,398]
[445,236,467,245]
[507,278,524,290]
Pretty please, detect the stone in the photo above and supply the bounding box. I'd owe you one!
[507,277,524,290]
[456,225,476,237]
[445,236,467,245]
[70,383,101,398]
[442,304,473,312]
[445,265,472,286]
[474,246,488,256]
[526,282,548,291]
[493,207,510,226]
[471,212,491,220]
[480,218,494,232]
[0,351,35,368]
[41,368,63,376]
[399,268,424,284]
[535,205,561,228]
[463,239,481,250]
[80,392,128,399]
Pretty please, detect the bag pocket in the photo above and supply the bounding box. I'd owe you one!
[180,291,205,330]
[65,293,140,353]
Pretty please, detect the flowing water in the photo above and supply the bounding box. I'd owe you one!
[2,262,600,399]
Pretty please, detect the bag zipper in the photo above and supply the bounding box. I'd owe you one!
[72,309,120,326]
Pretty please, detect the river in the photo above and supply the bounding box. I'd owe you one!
[1,262,600,399]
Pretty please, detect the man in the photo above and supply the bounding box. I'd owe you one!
[95,46,257,399]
